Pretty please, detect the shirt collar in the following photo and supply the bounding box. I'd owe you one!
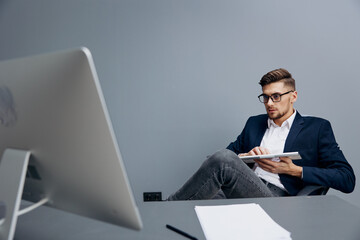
[267,109,297,129]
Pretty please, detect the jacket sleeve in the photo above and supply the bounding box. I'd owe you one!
[302,120,356,193]
[226,117,257,154]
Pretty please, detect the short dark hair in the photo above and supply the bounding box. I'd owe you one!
[259,68,296,90]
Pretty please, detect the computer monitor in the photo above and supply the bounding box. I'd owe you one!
[0,47,142,239]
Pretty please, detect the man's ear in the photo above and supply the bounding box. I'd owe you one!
[291,91,298,104]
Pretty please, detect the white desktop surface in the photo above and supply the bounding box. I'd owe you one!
[15,195,360,240]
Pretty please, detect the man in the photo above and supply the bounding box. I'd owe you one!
[168,68,355,200]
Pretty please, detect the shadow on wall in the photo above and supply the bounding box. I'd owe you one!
[0,86,17,127]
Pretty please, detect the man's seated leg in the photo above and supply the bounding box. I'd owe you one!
[167,149,274,200]
[212,190,226,199]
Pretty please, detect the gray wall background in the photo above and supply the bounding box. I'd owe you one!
[1,0,359,207]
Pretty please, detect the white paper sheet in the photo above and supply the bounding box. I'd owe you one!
[195,203,291,240]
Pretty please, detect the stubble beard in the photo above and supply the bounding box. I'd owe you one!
[267,110,285,120]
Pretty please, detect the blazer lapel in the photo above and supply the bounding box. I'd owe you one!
[254,115,268,147]
[284,112,304,151]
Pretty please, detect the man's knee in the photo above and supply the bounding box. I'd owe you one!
[205,149,238,168]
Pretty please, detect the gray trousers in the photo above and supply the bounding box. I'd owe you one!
[168,149,287,200]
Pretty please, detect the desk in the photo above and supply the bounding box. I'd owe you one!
[15,195,360,240]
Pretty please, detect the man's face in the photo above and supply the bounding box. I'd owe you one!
[261,81,297,125]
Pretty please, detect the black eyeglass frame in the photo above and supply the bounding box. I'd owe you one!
[258,90,294,103]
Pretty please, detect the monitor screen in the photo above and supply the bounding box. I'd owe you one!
[0,48,142,235]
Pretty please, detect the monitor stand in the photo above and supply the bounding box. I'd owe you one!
[0,149,48,240]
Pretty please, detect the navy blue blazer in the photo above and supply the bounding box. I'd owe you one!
[226,112,355,195]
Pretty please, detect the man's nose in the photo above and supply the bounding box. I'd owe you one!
[266,97,275,106]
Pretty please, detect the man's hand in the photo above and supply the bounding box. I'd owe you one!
[254,157,303,178]
[238,146,271,157]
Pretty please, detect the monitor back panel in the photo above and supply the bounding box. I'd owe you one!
[0,48,142,230]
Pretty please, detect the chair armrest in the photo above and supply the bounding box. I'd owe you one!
[296,185,329,196]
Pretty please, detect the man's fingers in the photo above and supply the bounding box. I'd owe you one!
[255,159,279,173]
[251,146,270,155]
[255,159,276,169]
[256,158,275,166]
[279,157,292,163]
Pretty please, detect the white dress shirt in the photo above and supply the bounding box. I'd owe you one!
[253,110,297,190]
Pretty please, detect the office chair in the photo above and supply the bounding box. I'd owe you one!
[296,185,329,196]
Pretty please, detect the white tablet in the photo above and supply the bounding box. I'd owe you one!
[239,152,301,164]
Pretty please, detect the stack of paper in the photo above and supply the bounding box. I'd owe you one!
[195,203,291,240]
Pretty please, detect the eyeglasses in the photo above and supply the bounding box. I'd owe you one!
[258,90,294,103]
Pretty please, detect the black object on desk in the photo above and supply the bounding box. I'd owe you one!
[166,224,198,240]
